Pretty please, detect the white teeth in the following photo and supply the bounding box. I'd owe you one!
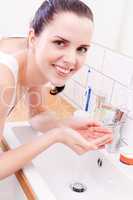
[55,66,69,74]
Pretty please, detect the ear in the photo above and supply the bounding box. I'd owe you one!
[27,28,36,48]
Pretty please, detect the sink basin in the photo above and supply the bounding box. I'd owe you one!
[3,122,133,200]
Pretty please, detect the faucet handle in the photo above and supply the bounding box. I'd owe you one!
[112,109,125,123]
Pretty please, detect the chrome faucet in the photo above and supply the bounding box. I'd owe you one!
[104,109,126,153]
[94,95,126,153]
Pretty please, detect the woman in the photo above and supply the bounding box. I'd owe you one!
[0,0,112,180]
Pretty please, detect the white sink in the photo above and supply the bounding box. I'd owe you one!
[3,122,133,200]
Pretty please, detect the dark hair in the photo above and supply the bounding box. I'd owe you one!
[30,0,94,36]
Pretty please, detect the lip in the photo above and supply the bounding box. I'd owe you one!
[52,64,70,78]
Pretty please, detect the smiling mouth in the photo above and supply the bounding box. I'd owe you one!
[52,64,72,77]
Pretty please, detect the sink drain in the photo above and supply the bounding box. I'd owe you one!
[70,182,87,193]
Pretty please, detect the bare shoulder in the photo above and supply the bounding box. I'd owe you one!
[0,63,15,86]
[0,63,14,80]
[0,37,27,54]
[0,63,16,114]
[0,64,16,142]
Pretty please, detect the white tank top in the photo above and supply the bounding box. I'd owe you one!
[0,51,19,115]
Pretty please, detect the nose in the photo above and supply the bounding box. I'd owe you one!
[63,49,77,67]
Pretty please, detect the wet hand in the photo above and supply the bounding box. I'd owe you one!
[66,116,112,137]
[64,116,113,149]
[55,127,112,155]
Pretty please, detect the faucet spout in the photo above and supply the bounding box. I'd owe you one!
[105,109,126,153]
[94,95,127,153]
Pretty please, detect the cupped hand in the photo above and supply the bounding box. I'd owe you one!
[55,127,112,155]
[65,115,112,139]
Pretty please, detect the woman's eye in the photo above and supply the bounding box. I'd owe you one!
[77,47,88,54]
[54,40,65,47]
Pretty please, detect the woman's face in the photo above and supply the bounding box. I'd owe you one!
[30,12,94,87]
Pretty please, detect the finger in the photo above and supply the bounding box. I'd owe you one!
[75,134,98,150]
[86,132,104,139]
[91,132,112,138]
[71,144,86,155]
[78,143,98,151]
[91,134,113,146]
[78,129,97,137]
[80,125,113,137]
[69,142,95,155]
[98,145,105,149]
[75,144,97,154]
[85,134,112,148]
[87,120,103,127]
[97,138,112,147]
[78,130,106,140]
[99,137,113,146]
[67,128,98,150]
[89,126,112,134]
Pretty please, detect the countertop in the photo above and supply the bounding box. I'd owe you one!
[7,92,75,122]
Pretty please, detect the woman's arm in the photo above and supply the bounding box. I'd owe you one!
[0,127,58,180]
[0,126,60,180]
[0,65,57,179]
[1,123,113,180]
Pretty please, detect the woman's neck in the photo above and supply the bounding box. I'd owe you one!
[15,49,49,89]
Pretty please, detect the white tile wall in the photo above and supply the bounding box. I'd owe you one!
[72,83,86,108]
[102,50,133,86]
[111,82,133,110]
[86,68,102,91]
[86,69,114,102]
[63,79,86,108]
[85,43,105,71]
[72,65,89,87]
[63,79,75,101]
[111,82,128,108]
[98,74,114,103]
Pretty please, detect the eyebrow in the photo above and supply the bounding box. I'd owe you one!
[53,35,91,47]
